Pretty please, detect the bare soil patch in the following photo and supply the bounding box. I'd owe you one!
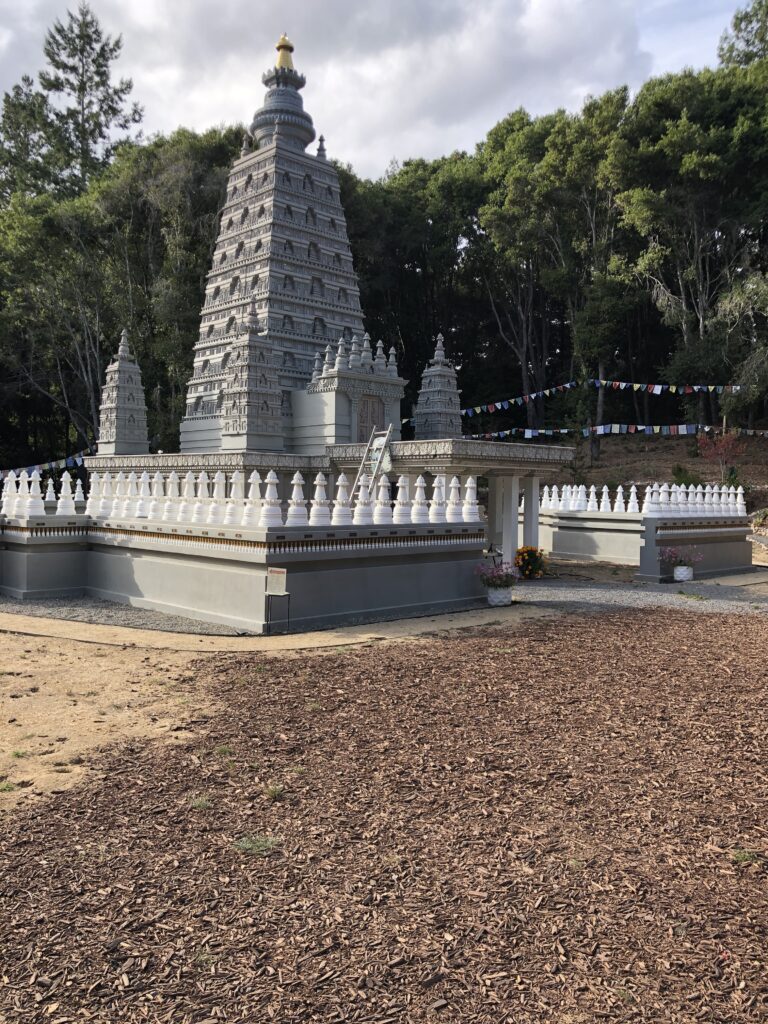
[0,635,208,808]
[1,610,766,1022]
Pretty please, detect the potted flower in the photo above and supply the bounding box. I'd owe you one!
[515,545,546,580]
[476,562,519,606]
[660,546,704,582]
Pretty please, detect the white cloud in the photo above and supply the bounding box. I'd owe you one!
[0,0,742,178]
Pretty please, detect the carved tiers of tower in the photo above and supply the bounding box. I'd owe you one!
[413,334,463,440]
[179,35,366,453]
[97,329,149,456]
[251,34,316,151]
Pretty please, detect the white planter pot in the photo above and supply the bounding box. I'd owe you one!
[486,586,514,607]
[673,565,694,582]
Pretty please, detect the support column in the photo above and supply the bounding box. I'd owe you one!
[487,477,504,550]
[501,475,520,562]
[522,475,540,547]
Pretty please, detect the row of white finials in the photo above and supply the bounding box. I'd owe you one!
[542,482,747,517]
[0,468,484,527]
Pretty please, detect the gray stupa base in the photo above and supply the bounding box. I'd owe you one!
[0,518,486,634]
[0,517,89,599]
[636,518,753,582]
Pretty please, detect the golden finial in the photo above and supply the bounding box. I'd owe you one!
[275,33,294,70]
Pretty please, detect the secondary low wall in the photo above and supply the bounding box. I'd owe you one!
[538,511,644,564]
[536,509,752,581]
[0,516,487,633]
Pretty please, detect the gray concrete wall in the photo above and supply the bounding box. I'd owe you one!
[0,517,486,633]
[538,511,645,564]
[0,519,88,599]
[637,520,753,582]
[87,543,268,631]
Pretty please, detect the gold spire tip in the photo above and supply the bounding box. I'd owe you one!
[275,33,294,70]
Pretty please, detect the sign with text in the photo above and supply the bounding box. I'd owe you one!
[266,567,287,596]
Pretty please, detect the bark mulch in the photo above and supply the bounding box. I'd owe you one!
[1,609,767,1023]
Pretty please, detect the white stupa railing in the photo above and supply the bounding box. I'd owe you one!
[540,482,747,518]
[0,468,484,529]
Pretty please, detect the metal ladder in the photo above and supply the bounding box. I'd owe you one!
[352,424,393,498]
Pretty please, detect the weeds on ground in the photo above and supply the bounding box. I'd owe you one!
[0,781,17,792]
[11,750,28,759]
[190,795,213,810]
[213,744,233,757]
[732,848,761,865]
[234,834,281,857]
[263,782,286,802]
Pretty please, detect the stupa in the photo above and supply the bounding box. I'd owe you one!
[413,334,462,439]
[179,34,403,453]
[96,329,149,455]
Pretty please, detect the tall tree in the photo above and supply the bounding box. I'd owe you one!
[39,1,142,194]
[0,76,54,203]
[718,0,768,66]
[611,64,768,419]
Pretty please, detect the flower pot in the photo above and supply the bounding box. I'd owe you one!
[673,565,694,582]
[486,586,514,607]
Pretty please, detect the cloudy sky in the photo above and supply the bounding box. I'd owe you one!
[0,0,742,179]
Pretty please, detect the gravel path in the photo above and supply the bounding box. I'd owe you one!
[0,594,245,635]
[0,573,766,636]
[521,574,768,617]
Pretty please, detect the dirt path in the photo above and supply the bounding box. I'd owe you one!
[0,635,206,809]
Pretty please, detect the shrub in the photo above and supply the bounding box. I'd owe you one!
[698,433,746,483]
[515,546,546,579]
[671,464,703,487]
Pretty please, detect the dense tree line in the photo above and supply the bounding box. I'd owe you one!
[1,1,768,466]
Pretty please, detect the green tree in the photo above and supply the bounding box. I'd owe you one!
[610,64,768,420]
[39,1,142,194]
[718,0,768,66]
[0,76,54,203]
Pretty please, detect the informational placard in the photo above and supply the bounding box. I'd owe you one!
[266,567,287,596]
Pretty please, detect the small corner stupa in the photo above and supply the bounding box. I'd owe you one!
[97,329,149,455]
[413,334,462,439]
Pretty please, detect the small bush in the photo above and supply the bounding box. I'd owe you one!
[515,546,546,579]
[671,464,703,487]
[752,508,768,529]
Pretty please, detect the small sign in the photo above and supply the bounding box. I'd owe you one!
[266,566,287,596]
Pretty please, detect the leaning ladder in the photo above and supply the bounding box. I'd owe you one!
[352,424,393,498]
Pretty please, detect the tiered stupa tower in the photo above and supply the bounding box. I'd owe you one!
[97,329,149,455]
[180,35,366,452]
[413,334,462,439]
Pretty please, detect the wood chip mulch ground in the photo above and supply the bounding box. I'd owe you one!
[1,609,767,1023]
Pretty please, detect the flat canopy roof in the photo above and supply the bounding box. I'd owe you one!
[87,438,574,478]
[327,438,575,477]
